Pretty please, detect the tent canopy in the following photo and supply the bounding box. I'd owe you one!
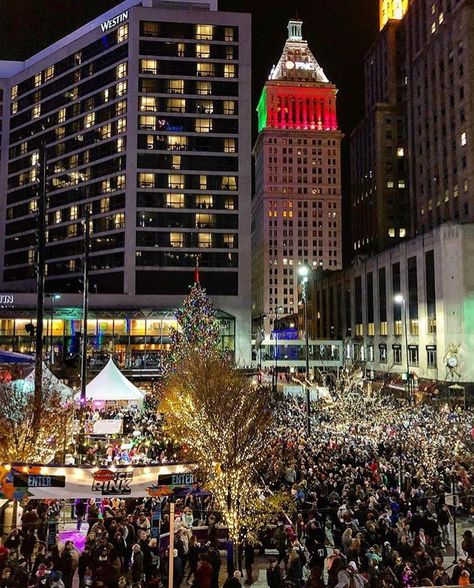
[0,350,34,364]
[74,359,145,403]
[25,362,73,400]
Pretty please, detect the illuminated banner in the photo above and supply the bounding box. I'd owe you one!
[0,464,194,500]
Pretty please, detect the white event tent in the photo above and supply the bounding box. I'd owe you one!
[24,362,73,401]
[74,359,145,407]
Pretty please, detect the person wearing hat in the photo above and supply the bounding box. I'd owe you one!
[334,561,367,588]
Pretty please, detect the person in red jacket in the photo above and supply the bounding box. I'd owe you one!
[195,554,213,588]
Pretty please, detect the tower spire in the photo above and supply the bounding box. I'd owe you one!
[287,18,303,41]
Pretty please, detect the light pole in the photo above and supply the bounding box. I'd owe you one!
[273,306,283,393]
[48,294,61,366]
[394,294,411,404]
[253,313,267,381]
[298,265,311,436]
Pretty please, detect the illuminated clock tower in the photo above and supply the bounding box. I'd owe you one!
[252,19,342,332]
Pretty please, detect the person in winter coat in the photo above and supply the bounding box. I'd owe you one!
[195,554,213,588]
[335,561,368,588]
[131,544,144,585]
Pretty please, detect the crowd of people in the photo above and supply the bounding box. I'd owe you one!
[262,391,474,588]
[2,388,474,588]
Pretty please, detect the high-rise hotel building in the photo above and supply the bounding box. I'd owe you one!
[0,0,252,364]
[252,20,342,332]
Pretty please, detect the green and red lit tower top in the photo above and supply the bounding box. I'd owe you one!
[257,19,338,133]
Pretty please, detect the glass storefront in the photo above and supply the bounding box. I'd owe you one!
[0,308,235,369]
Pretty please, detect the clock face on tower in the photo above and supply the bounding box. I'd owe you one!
[447,356,458,368]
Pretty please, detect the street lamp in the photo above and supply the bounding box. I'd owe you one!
[298,265,311,436]
[273,306,283,393]
[394,293,411,404]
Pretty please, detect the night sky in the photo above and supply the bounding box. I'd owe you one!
[0,0,378,259]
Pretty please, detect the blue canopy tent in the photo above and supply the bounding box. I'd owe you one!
[0,350,34,364]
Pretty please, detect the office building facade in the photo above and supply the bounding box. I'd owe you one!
[252,20,342,333]
[0,0,252,363]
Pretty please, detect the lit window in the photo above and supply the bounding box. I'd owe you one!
[387,180,394,188]
[117,118,127,133]
[100,197,110,213]
[224,138,236,153]
[397,147,404,157]
[198,233,213,248]
[167,98,186,113]
[195,119,212,133]
[44,65,54,81]
[54,210,62,224]
[84,112,95,129]
[388,228,395,237]
[116,175,126,190]
[461,132,467,146]
[116,81,127,96]
[170,233,184,247]
[199,175,207,190]
[196,195,213,208]
[431,22,436,33]
[140,59,158,74]
[100,123,112,139]
[221,176,237,190]
[196,44,210,58]
[103,88,110,103]
[58,108,66,123]
[224,27,234,41]
[168,174,184,189]
[197,63,215,77]
[399,228,406,238]
[67,224,78,238]
[398,180,406,188]
[138,173,155,188]
[69,206,78,221]
[11,101,18,114]
[226,46,234,60]
[34,72,42,87]
[117,137,125,153]
[197,100,213,114]
[114,213,125,229]
[195,24,213,40]
[140,96,156,111]
[168,79,184,94]
[177,43,185,57]
[115,63,127,80]
[139,116,156,130]
[32,103,41,119]
[167,135,187,150]
[117,24,128,43]
[172,155,181,169]
[224,64,236,78]
[223,100,235,114]
[439,12,444,23]
[223,234,235,248]
[166,193,185,208]
[11,85,18,100]
[116,100,127,115]
[196,81,211,95]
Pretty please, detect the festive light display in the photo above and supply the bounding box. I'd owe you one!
[166,282,222,371]
[0,373,73,463]
[160,352,286,540]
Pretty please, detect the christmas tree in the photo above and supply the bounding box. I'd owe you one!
[167,282,222,370]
